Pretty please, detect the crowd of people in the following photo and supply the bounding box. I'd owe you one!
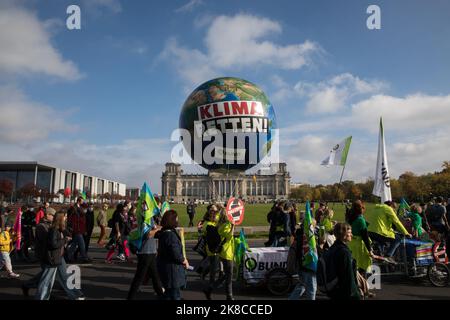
[0,195,448,301]
[265,196,450,300]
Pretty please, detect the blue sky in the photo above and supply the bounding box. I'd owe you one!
[1,0,450,191]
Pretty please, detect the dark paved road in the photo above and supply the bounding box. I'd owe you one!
[1,240,449,300]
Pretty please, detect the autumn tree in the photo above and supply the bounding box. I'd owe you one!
[0,179,13,202]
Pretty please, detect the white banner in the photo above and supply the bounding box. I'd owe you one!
[243,247,289,283]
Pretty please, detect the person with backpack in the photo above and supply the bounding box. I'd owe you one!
[0,220,20,278]
[201,205,220,290]
[271,203,290,247]
[106,203,131,263]
[428,196,449,235]
[288,219,317,300]
[321,223,360,300]
[203,206,235,300]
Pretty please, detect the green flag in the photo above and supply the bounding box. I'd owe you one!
[128,182,160,251]
[302,201,318,272]
[321,136,352,166]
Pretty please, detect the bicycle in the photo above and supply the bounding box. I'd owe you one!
[371,233,449,287]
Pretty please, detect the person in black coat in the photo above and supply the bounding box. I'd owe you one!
[155,210,189,300]
[18,205,35,261]
[327,223,361,300]
[84,203,95,253]
[35,212,84,300]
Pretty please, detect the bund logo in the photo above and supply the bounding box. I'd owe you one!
[244,258,257,272]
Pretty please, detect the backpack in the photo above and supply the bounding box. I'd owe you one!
[429,205,444,224]
[205,224,224,254]
[316,249,339,295]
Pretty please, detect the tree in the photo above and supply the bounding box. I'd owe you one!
[390,179,403,201]
[349,185,362,200]
[0,179,13,202]
[39,188,50,203]
[398,172,420,201]
[17,183,39,203]
[442,161,450,174]
[312,188,321,201]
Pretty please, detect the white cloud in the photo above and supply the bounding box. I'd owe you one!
[0,4,82,80]
[0,137,174,191]
[297,73,387,114]
[160,38,216,90]
[280,90,450,185]
[351,93,450,133]
[161,13,320,87]
[205,14,317,70]
[176,0,204,13]
[0,86,77,144]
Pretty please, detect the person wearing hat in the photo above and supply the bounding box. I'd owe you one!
[22,207,56,295]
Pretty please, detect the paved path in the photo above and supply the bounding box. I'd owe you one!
[1,240,449,300]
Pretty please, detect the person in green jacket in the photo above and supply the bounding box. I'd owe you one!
[366,201,411,259]
[406,204,425,239]
[203,206,235,300]
[319,208,336,249]
[347,200,373,272]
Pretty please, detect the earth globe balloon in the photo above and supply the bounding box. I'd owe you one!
[179,77,277,172]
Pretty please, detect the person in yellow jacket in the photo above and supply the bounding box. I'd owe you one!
[366,201,411,260]
[203,206,235,300]
[0,222,20,278]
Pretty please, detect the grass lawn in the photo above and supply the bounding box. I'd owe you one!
[98,202,379,229]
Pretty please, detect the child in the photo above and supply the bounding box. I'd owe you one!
[319,209,336,249]
[0,222,20,278]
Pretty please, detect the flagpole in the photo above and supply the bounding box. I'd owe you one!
[332,163,347,209]
[338,163,347,186]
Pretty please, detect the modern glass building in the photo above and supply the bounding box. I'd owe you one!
[0,162,126,202]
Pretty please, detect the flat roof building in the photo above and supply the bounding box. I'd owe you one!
[0,161,126,202]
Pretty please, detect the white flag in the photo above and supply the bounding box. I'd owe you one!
[321,136,352,167]
[372,117,392,203]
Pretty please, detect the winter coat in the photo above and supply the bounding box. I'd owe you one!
[156,228,186,289]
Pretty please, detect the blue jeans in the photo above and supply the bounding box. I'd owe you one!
[288,270,316,300]
[35,259,84,300]
[163,288,181,300]
[68,234,88,260]
[386,234,402,257]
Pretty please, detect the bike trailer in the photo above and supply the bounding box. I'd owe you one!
[404,239,434,266]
